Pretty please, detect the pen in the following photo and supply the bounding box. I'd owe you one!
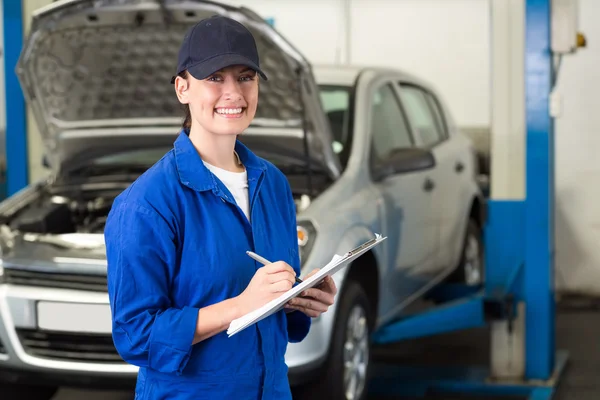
[246,251,303,283]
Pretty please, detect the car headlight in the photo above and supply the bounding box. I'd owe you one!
[297,220,317,266]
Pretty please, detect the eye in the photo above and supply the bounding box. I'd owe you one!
[239,75,255,82]
[207,75,223,82]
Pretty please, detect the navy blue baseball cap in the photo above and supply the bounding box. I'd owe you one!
[171,15,268,83]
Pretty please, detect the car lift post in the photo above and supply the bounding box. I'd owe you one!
[368,1,568,399]
[2,0,28,197]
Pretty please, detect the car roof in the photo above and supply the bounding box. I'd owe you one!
[311,64,365,86]
[312,64,435,92]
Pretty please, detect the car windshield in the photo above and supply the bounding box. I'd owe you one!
[318,85,352,165]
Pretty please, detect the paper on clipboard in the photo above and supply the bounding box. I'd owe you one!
[227,233,386,337]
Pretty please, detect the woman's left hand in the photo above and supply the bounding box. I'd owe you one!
[284,269,337,318]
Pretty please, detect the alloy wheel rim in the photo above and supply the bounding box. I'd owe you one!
[464,234,482,285]
[343,304,369,400]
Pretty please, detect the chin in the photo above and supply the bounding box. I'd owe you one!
[213,121,251,136]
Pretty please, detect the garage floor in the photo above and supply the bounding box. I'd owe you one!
[367,294,599,400]
[27,295,600,400]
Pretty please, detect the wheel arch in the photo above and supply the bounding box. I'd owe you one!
[343,250,379,330]
[469,194,487,230]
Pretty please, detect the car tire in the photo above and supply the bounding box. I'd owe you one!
[449,218,484,286]
[0,383,58,400]
[295,280,373,400]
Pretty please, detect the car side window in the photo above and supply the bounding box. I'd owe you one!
[370,83,413,164]
[425,92,448,139]
[398,85,444,147]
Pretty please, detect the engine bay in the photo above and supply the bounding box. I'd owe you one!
[6,185,123,235]
[2,166,331,236]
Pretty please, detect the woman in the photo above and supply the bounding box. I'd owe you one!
[104,15,337,400]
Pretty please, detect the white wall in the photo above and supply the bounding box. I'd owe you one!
[554,0,600,295]
[223,0,491,129]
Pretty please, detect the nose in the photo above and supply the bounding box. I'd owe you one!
[222,78,243,101]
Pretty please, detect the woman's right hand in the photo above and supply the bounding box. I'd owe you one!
[236,261,297,315]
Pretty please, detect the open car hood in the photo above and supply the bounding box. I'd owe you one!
[16,0,341,178]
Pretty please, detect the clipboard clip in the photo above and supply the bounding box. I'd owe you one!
[346,236,380,257]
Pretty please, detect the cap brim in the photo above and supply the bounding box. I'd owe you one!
[184,53,268,82]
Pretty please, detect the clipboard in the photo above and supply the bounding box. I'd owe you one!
[227,233,386,337]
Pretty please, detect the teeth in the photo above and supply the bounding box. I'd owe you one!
[216,108,242,115]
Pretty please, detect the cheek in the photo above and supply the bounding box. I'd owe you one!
[244,88,259,115]
[189,87,220,115]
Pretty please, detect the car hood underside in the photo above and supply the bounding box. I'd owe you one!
[16,0,340,178]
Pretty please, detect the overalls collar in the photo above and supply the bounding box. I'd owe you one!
[174,129,266,192]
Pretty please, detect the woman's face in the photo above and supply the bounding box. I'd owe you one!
[176,65,259,136]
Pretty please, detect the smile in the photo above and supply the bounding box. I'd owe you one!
[215,107,244,118]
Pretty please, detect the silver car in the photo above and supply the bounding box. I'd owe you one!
[0,1,485,400]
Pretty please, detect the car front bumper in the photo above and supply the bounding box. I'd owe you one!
[0,283,326,388]
[0,284,138,386]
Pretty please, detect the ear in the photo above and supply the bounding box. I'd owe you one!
[174,75,190,104]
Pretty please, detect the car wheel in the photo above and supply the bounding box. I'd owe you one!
[450,218,484,286]
[0,383,58,400]
[297,281,373,400]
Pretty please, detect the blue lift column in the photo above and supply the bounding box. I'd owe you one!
[368,1,568,399]
[524,0,555,381]
[3,0,28,197]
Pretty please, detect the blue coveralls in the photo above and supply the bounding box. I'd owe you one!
[104,130,311,399]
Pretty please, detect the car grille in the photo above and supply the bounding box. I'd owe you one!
[16,329,124,363]
[4,269,107,292]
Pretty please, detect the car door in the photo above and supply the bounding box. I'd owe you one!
[368,82,439,316]
[397,83,466,273]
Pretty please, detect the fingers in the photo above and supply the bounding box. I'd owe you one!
[263,261,295,275]
[271,279,293,293]
[284,303,320,318]
[300,287,335,306]
[285,275,338,318]
[287,297,329,314]
[266,271,296,285]
[322,275,338,296]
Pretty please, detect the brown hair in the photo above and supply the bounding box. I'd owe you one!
[177,70,192,130]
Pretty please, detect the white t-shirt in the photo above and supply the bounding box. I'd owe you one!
[203,157,250,222]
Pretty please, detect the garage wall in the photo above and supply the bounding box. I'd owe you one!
[553,0,600,295]
[222,0,491,129]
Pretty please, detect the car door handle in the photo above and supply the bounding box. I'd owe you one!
[423,178,435,192]
[455,161,464,173]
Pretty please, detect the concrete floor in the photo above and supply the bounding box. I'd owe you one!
[17,295,600,399]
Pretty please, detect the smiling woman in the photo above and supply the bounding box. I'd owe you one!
[103,14,338,400]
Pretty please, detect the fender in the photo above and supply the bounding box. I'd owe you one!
[284,224,383,372]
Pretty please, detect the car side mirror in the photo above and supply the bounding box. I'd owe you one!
[372,148,436,181]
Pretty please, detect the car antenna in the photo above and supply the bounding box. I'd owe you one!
[295,66,313,196]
